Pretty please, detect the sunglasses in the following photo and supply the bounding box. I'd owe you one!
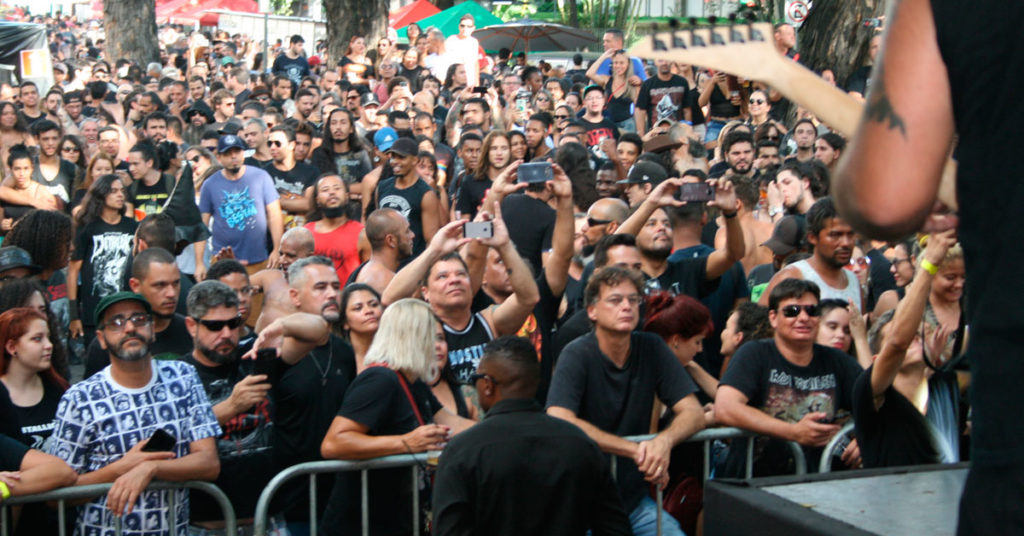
[555,114,570,120]
[268,140,285,147]
[779,304,821,318]
[587,216,613,227]
[189,156,202,163]
[469,372,497,384]
[749,98,766,105]
[195,315,245,331]
[61,146,79,152]
[847,256,871,269]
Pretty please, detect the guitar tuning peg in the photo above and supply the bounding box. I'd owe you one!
[728,13,737,23]
[749,23,765,42]
[708,16,718,26]
[688,17,698,28]
[708,16,726,45]
[728,13,745,42]
[668,18,680,29]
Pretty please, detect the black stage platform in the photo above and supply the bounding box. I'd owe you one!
[705,463,968,535]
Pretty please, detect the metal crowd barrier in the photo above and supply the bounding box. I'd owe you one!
[819,422,857,474]
[0,480,236,536]
[251,428,809,536]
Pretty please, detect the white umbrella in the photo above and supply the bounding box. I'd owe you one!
[472,19,598,53]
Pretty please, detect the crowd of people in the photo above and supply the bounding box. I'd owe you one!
[0,9,977,536]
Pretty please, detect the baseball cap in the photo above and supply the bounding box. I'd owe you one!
[53,63,68,74]
[387,137,419,157]
[0,246,40,276]
[360,92,381,108]
[643,134,683,153]
[762,215,806,256]
[618,161,667,185]
[582,84,604,99]
[216,134,248,153]
[374,127,398,152]
[94,291,152,324]
[221,56,236,66]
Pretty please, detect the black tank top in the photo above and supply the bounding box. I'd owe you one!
[604,79,633,123]
[376,176,433,256]
[932,0,1024,465]
[444,312,495,384]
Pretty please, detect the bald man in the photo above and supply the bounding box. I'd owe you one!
[253,227,316,330]
[349,208,415,295]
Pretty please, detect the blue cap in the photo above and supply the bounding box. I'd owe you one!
[217,134,248,154]
[374,127,398,152]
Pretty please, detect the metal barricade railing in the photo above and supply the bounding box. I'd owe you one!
[0,480,235,536]
[819,422,856,474]
[252,453,430,536]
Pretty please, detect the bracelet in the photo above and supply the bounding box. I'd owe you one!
[920,259,939,276]
[722,210,738,219]
[68,299,80,322]
[0,481,10,501]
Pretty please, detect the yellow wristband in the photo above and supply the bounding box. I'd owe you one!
[0,480,11,501]
[920,259,939,276]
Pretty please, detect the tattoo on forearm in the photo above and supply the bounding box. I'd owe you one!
[866,90,907,138]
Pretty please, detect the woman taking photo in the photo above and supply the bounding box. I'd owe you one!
[0,146,59,234]
[585,49,638,132]
[338,35,375,86]
[321,299,474,535]
[0,308,68,449]
[340,283,383,373]
[455,130,511,220]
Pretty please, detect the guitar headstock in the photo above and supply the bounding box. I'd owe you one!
[629,18,785,84]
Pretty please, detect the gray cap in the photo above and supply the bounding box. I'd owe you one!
[0,246,40,276]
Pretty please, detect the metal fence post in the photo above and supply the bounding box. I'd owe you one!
[58,500,66,536]
[309,473,318,536]
[412,465,420,536]
[2,505,8,536]
[361,469,369,536]
[745,437,754,479]
[656,486,663,535]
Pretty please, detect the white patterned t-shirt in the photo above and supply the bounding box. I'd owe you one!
[49,360,221,536]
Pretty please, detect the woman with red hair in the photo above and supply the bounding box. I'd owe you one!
[0,308,68,449]
[644,292,719,401]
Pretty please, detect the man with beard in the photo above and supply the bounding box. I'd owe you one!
[618,161,667,210]
[181,280,330,527]
[350,208,414,294]
[788,118,817,163]
[290,88,316,126]
[311,109,372,205]
[709,130,756,179]
[760,197,863,309]
[48,291,221,536]
[371,137,441,256]
[84,248,194,378]
[635,58,693,137]
[273,256,357,532]
[263,125,318,229]
[767,160,817,223]
[305,174,364,285]
[614,177,744,297]
[140,112,168,143]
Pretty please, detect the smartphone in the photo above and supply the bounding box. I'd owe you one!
[676,182,715,203]
[464,221,493,239]
[252,348,276,381]
[472,86,487,94]
[517,162,553,184]
[142,428,176,452]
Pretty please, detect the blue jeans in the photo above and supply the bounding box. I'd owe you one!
[630,495,686,536]
[704,119,727,144]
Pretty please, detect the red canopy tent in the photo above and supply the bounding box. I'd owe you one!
[389,0,440,30]
[163,0,258,25]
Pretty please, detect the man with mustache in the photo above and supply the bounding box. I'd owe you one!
[305,174,364,285]
[759,197,863,310]
[48,291,221,536]
[180,280,330,528]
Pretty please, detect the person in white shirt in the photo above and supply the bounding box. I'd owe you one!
[445,15,480,88]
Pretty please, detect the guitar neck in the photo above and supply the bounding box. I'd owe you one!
[770,58,862,138]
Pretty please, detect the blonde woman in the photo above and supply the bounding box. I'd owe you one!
[586,49,639,132]
[320,298,474,534]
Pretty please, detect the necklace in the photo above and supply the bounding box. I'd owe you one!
[310,341,333,386]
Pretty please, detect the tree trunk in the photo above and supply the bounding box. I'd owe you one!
[798,0,888,88]
[565,0,580,27]
[104,0,159,66]
[323,0,390,67]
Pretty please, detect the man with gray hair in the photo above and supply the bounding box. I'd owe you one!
[181,280,331,528]
[273,255,358,530]
[242,117,272,167]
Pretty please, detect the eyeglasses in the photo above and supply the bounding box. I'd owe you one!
[469,372,497,384]
[555,114,570,120]
[602,294,643,307]
[778,304,821,318]
[195,315,244,331]
[587,216,613,227]
[268,140,285,147]
[890,257,911,267]
[846,256,871,269]
[102,313,153,331]
[61,146,79,152]
[189,156,202,164]
[749,98,766,105]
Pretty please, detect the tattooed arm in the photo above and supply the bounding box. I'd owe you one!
[834,0,955,240]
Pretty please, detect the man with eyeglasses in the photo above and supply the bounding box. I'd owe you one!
[635,59,692,137]
[760,197,863,310]
[547,266,703,536]
[181,280,329,530]
[716,277,862,477]
[49,291,221,536]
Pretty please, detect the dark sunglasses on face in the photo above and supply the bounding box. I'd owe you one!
[779,304,821,318]
[750,98,766,105]
[587,216,614,227]
[189,156,202,163]
[268,140,284,147]
[195,315,245,331]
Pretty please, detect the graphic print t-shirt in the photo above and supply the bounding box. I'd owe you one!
[48,360,221,536]
[72,217,138,326]
[199,167,280,264]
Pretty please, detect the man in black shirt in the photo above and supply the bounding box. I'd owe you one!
[547,266,702,536]
[271,35,311,88]
[263,125,318,229]
[434,336,631,536]
[635,58,692,137]
[579,85,619,160]
[84,247,194,377]
[716,278,862,476]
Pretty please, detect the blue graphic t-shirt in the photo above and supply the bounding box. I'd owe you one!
[199,166,280,264]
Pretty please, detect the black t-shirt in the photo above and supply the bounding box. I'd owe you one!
[72,217,138,326]
[580,117,619,157]
[454,175,491,220]
[636,74,691,129]
[604,79,634,123]
[263,161,319,198]
[83,314,193,378]
[707,84,740,119]
[0,378,63,450]
[0,434,28,471]
[244,156,272,169]
[272,54,311,85]
[852,364,948,468]
[546,331,698,511]
[719,339,863,476]
[127,174,173,219]
[501,193,555,275]
[647,256,716,298]
[375,176,433,255]
[31,156,76,206]
[322,366,441,535]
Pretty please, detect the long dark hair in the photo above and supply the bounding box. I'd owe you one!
[0,101,28,133]
[60,134,87,169]
[75,174,125,229]
[323,108,363,153]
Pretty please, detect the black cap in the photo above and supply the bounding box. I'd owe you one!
[762,215,806,256]
[386,137,419,157]
[0,246,40,275]
[618,161,667,185]
[94,291,152,324]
